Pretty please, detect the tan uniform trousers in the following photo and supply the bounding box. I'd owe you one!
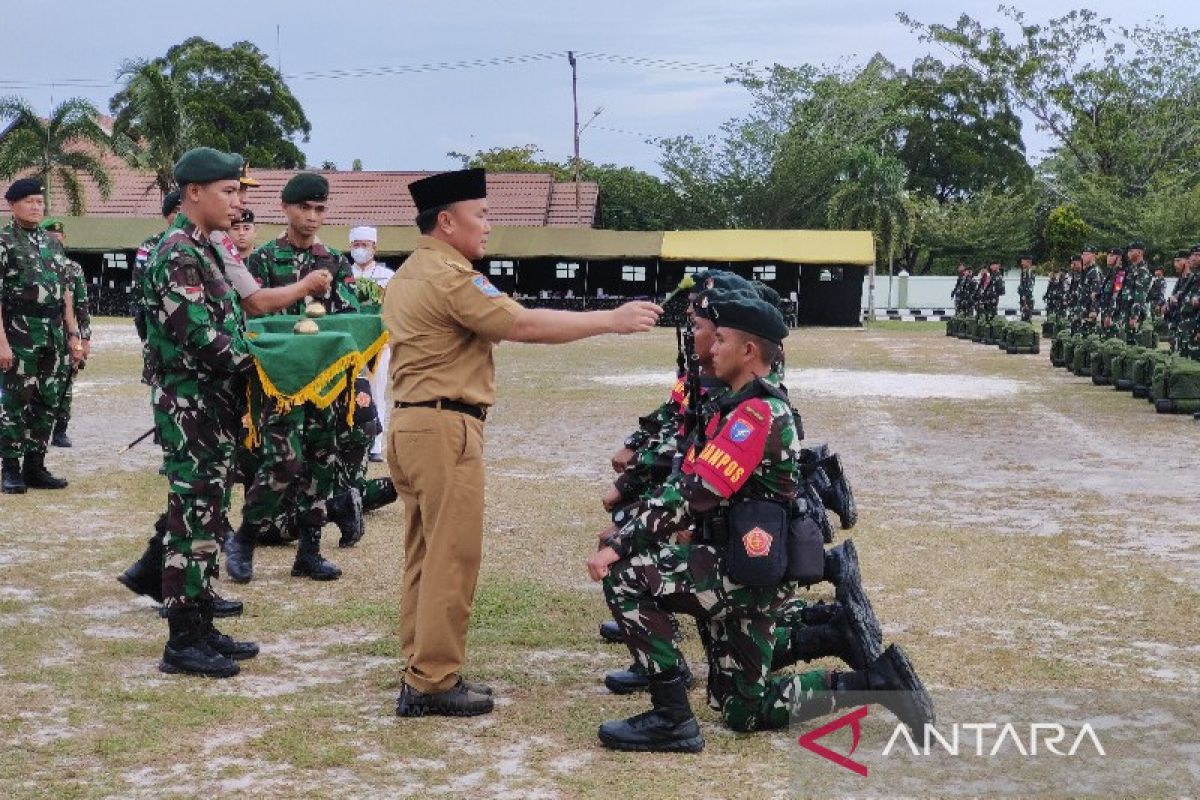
[387,406,485,694]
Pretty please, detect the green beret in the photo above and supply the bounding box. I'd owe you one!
[39,217,64,233]
[1108,247,1124,256]
[282,172,329,204]
[707,293,789,344]
[162,189,182,217]
[693,287,757,323]
[698,270,753,294]
[1174,249,1189,259]
[1190,244,1200,255]
[1081,245,1096,254]
[1127,240,1146,251]
[750,280,782,309]
[173,147,243,186]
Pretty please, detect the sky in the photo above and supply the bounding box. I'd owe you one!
[3,1,1199,177]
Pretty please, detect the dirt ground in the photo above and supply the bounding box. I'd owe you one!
[0,319,1196,799]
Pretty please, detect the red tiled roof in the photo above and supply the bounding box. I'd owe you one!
[38,159,598,228]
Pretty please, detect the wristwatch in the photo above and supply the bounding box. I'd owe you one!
[623,432,647,451]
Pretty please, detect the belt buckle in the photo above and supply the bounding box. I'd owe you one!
[478,406,488,422]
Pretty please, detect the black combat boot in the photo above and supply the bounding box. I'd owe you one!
[831,644,935,731]
[51,420,72,448]
[209,592,244,618]
[598,620,624,644]
[21,452,67,489]
[117,524,166,602]
[224,525,256,584]
[598,669,704,753]
[328,488,365,548]
[819,454,857,529]
[604,653,695,694]
[159,605,240,678]
[823,539,882,645]
[2,457,27,494]
[771,600,882,672]
[198,600,258,660]
[291,526,342,580]
[363,477,398,514]
[395,678,494,717]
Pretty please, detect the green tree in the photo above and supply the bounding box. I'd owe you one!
[910,189,1036,272]
[109,37,311,170]
[110,59,192,193]
[826,146,915,274]
[1043,204,1092,264]
[0,96,112,215]
[351,158,363,172]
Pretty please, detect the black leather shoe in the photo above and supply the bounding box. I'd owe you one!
[210,592,243,618]
[51,427,72,448]
[22,453,67,489]
[834,644,935,732]
[159,606,240,678]
[329,488,365,548]
[199,602,258,660]
[598,671,704,753]
[395,679,494,717]
[604,657,695,694]
[291,527,341,580]
[1,458,25,494]
[224,527,256,584]
[117,527,165,602]
[598,620,624,644]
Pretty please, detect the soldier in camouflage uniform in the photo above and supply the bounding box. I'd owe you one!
[588,294,932,752]
[1075,248,1105,335]
[0,178,72,494]
[1096,248,1124,337]
[132,190,182,342]
[1110,241,1152,343]
[1017,254,1035,322]
[1173,247,1200,359]
[1150,262,1172,324]
[224,172,359,584]
[39,219,91,448]
[141,148,259,677]
[950,263,972,315]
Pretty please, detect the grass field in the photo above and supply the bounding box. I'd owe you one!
[1,319,1197,799]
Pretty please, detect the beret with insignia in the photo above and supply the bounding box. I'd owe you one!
[282,172,329,204]
[707,293,789,344]
[5,177,43,202]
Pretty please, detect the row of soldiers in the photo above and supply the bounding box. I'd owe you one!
[0,178,92,495]
[112,148,397,677]
[584,269,934,752]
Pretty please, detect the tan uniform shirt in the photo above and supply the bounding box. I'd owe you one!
[382,235,522,408]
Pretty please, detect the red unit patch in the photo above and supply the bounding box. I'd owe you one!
[742,527,772,557]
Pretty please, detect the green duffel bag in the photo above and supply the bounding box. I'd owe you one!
[1091,338,1127,386]
[1072,335,1100,376]
[1155,356,1200,414]
[1050,329,1071,366]
[946,315,958,337]
[1131,349,1168,399]
[988,318,1009,346]
[1061,333,1081,369]
[1112,345,1148,392]
[1134,321,1159,349]
[1006,322,1040,354]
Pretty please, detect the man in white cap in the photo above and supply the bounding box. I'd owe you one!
[349,225,393,461]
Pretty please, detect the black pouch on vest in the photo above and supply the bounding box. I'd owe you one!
[724,499,789,588]
[785,512,827,586]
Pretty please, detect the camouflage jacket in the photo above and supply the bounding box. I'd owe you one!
[0,221,70,347]
[247,234,360,316]
[141,212,252,393]
[62,259,91,339]
[1018,269,1035,300]
[1076,266,1104,315]
[1167,271,1196,326]
[605,374,801,558]
[133,232,165,307]
[1146,276,1167,316]
[613,374,729,504]
[1111,261,1151,327]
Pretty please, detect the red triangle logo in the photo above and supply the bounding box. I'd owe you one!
[797,705,869,777]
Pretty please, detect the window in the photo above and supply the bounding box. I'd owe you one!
[819,267,844,282]
[104,252,129,269]
[684,265,703,275]
[555,262,579,279]
[489,260,514,276]
[622,265,646,282]
[753,264,776,281]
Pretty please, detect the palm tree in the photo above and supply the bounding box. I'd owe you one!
[826,146,915,310]
[0,97,113,215]
[109,59,192,194]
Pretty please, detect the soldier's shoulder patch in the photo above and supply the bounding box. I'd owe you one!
[728,419,755,443]
[472,274,502,298]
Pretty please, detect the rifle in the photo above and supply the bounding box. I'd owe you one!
[661,275,696,377]
[681,320,705,447]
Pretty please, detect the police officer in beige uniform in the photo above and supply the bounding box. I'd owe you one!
[384,168,661,717]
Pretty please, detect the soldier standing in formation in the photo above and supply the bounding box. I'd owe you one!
[38,218,91,449]
[0,178,73,494]
[1017,253,1035,322]
[140,147,259,677]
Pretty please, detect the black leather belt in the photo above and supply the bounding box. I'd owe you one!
[395,399,487,421]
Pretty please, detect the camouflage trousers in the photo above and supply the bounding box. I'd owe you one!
[1019,295,1034,323]
[0,318,65,458]
[152,381,243,608]
[603,542,829,732]
[53,349,78,427]
[242,401,338,537]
